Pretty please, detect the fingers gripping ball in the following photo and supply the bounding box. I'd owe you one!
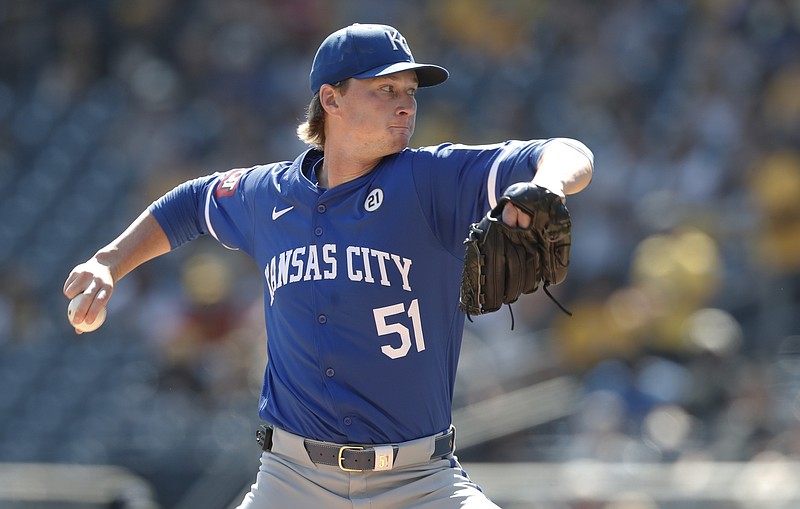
[67,294,107,333]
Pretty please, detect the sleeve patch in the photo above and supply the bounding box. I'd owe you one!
[215,169,246,198]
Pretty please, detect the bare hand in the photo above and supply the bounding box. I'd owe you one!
[63,259,114,334]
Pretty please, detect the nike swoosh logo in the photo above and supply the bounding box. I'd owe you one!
[272,206,294,220]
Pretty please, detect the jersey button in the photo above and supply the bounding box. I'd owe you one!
[343,417,352,426]
[326,368,335,377]
[318,314,327,324]
[317,204,327,213]
[314,226,323,236]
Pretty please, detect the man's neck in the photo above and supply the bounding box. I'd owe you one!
[317,151,382,189]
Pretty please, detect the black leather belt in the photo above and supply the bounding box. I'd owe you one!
[257,425,456,472]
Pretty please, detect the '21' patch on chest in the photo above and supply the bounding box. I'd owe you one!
[365,188,384,212]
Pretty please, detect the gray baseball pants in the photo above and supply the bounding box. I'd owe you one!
[234,426,501,508]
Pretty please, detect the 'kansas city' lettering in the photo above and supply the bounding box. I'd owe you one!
[265,244,413,304]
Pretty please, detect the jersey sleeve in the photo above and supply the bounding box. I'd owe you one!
[149,167,259,254]
[411,139,550,256]
[201,168,259,253]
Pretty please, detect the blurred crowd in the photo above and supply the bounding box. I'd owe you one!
[1,0,800,507]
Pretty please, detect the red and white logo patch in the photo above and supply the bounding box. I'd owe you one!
[215,169,246,198]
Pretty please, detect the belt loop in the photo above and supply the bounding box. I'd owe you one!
[256,424,274,451]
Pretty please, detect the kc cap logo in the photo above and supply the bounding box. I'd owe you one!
[385,29,411,56]
[309,23,449,95]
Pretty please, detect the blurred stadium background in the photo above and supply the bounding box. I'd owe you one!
[1,0,800,508]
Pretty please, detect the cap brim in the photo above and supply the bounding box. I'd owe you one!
[352,61,449,88]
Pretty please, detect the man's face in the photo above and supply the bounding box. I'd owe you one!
[336,70,419,157]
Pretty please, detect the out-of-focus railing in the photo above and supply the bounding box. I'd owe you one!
[0,462,159,509]
[465,460,800,509]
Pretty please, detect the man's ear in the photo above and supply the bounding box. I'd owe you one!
[319,85,340,116]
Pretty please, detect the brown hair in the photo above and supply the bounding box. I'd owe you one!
[296,80,349,150]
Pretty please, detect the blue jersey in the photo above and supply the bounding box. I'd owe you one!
[151,140,555,444]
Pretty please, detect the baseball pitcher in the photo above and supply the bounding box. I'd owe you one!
[64,23,593,508]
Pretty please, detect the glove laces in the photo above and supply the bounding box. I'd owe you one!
[506,283,572,330]
[542,281,573,317]
[465,281,572,331]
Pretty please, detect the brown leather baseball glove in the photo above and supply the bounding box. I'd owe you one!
[459,182,572,317]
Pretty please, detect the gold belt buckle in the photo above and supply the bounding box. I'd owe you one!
[338,445,364,472]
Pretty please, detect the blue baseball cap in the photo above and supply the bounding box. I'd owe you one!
[309,24,449,95]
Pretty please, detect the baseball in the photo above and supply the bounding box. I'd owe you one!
[67,294,107,333]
